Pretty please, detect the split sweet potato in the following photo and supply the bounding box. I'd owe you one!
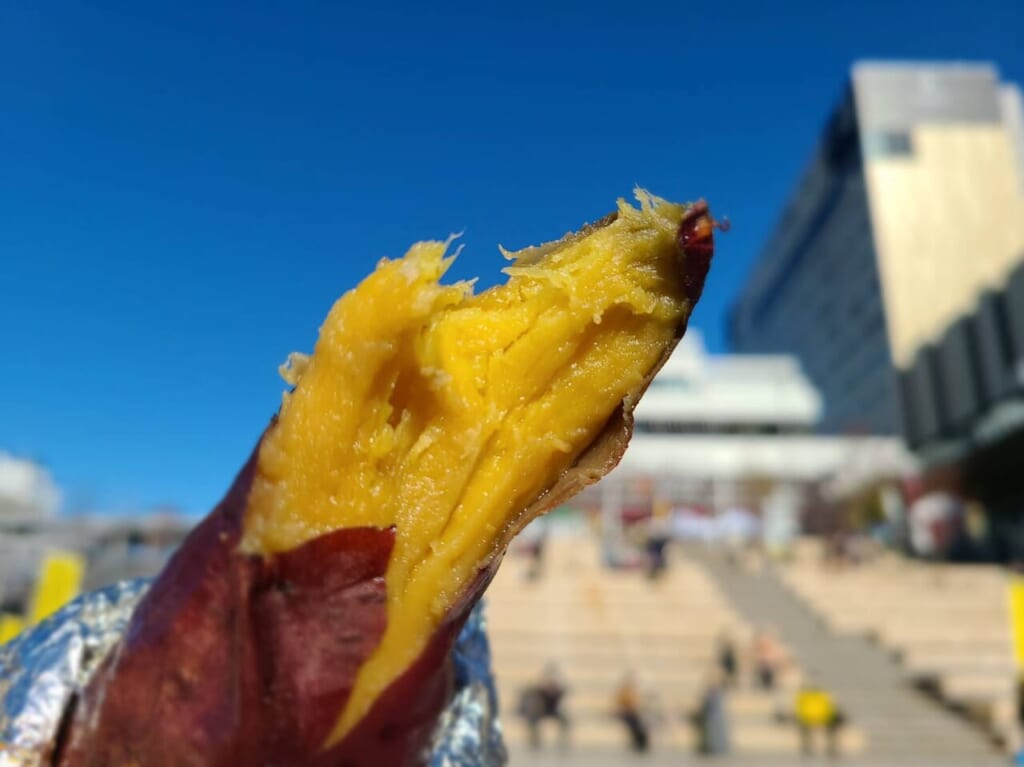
[55,191,717,767]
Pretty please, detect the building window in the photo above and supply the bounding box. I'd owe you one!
[864,130,914,158]
[992,291,1016,367]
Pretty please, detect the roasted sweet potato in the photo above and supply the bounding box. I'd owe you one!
[56,191,717,767]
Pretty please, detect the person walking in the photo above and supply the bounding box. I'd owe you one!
[614,672,651,753]
[691,672,730,756]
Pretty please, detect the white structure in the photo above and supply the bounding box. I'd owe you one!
[632,328,821,433]
[0,453,60,523]
[587,331,914,512]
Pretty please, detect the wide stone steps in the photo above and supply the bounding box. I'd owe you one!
[691,546,1006,764]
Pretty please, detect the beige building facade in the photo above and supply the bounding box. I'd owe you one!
[731,61,1024,448]
[856,63,1024,368]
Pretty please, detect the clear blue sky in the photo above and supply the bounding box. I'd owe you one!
[2,0,1022,516]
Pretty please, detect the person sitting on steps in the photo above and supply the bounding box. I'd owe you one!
[794,679,846,758]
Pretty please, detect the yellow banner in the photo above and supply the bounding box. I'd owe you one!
[28,550,86,625]
[1008,574,1024,668]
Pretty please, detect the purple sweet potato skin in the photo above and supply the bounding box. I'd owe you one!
[55,441,399,766]
[322,568,495,767]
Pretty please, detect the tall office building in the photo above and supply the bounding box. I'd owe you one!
[730,62,1024,441]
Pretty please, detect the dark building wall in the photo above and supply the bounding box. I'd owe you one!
[900,259,1024,535]
[729,87,900,435]
[900,259,1024,451]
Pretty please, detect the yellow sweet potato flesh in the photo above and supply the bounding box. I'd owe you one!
[241,190,693,743]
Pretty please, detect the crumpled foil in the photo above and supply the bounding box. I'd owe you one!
[0,579,507,767]
[0,580,143,767]
[429,603,507,767]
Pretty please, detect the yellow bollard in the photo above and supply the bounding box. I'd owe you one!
[1009,574,1024,668]
[0,612,25,644]
[27,550,86,625]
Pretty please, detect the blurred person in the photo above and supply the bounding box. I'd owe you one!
[751,627,784,691]
[947,499,992,562]
[518,663,570,750]
[613,672,650,753]
[908,490,963,560]
[794,681,845,758]
[716,632,738,687]
[645,503,673,579]
[526,520,548,581]
[517,518,548,581]
[690,671,730,756]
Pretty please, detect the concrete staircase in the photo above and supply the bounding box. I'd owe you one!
[691,547,1006,766]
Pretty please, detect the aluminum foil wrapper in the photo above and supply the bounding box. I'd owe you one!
[429,602,507,767]
[0,579,507,767]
